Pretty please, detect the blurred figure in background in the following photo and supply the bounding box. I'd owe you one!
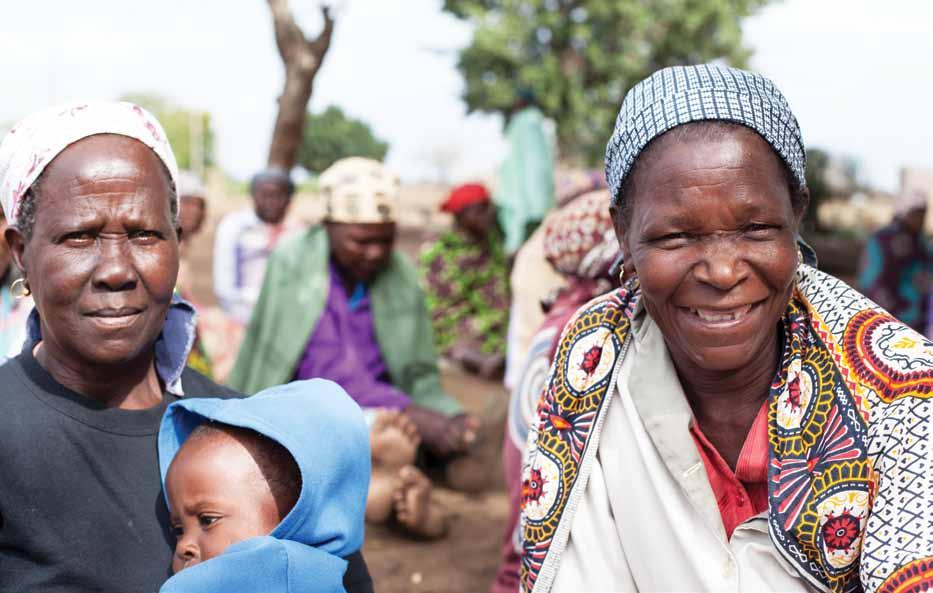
[419,182,509,379]
[175,170,244,383]
[490,189,618,593]
[494,88,555,255]
[858,189,931,332]
[231,157,482,539]
[213,167,300,324]
[177,171,207,238]
[175,170,208,290]
[174,170,213,377]
[0,208,31,361]
[503,170,606,389]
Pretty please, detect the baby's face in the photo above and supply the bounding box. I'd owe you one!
[166,434,281,573]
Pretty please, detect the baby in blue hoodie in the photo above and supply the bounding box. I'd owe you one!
[157,379,370,593]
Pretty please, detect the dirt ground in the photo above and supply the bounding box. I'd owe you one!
[186,192,510,593]
[364,364,510,593]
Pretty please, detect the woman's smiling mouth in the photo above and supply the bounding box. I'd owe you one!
[678,301,765,330]
[690,303,753,323]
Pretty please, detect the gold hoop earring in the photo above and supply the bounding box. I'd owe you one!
[797,247,804,267]
[10,278,30,299]
[618,263,625,286]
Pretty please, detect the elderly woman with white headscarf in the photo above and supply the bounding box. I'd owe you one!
[0,102,373,593]
[519,65,933,593]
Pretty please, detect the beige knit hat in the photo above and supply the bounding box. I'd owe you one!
[320,157,400,224]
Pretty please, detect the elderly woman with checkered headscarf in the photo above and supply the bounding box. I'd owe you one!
[519,65,933,593]
[0,102,374,593]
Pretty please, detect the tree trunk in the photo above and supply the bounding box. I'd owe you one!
[266,0,335,171]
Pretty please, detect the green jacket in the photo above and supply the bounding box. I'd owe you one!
[228,226,461,416]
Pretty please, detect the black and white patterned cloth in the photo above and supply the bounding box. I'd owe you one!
[605,63,806,207]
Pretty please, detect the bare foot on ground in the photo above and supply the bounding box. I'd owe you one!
[370,410,420,469]
[393,465,448,539]
[366,467,398,524]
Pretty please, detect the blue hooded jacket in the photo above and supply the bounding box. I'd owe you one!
[157,379,370,593]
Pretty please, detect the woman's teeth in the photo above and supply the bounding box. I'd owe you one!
[689,304,753,322]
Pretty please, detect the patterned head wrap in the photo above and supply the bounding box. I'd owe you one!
[605,64,806,208]
[543,189,618,280]
[320,157,400,224]
[0,101,179,225]
[555,169,607,207]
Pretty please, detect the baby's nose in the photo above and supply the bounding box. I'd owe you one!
[173,540,201,573]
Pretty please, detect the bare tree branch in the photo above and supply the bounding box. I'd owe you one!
[265,1,337,170]
[308,5,335,62]
[268,0,302,63]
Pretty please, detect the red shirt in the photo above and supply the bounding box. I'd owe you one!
[689,401,770,539]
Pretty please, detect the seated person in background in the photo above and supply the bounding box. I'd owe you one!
[177,170,208,240]
[858,189,931,333]
[231,157,480,538]
[159,379,368,593]
[490,188,618,593]
[175,170,245,382]
[502,169,606,389]
[175,170,214,377]
[213,168,301,324]
[419,183,509,379]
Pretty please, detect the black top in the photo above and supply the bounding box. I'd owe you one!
[0,349,373,593]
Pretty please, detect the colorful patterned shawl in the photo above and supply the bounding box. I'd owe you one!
[520,264,933,593]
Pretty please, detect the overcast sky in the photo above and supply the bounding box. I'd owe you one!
[2,0,932,190]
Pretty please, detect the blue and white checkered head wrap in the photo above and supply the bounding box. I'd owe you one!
[605,64,806,207]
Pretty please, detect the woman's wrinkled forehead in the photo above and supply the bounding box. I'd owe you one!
[39,134,173,190]
[25,135,177,231]
[0,101,179,226]
[605,64,805,209]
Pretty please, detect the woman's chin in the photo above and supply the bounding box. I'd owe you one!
[665,302,783,374]
[687,344,770,373]
[72,335,157,368]
[90,348,153,367]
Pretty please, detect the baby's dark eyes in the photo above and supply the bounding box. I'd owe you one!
[170,524,184,538]
[198,514,220,528]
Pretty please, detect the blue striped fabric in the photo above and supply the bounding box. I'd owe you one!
[605,63,806,207]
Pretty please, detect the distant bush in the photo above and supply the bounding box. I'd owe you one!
[299,106,389,174]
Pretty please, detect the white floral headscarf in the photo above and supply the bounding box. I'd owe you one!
[0,101,179,225]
